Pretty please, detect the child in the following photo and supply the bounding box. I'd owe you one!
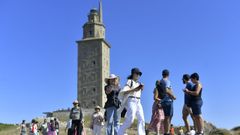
[91,106,104,135]
[47,119,56,135]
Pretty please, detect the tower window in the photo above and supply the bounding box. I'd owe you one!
[92,101,96,105]
[93,88,96,92]
[89,30,93,36]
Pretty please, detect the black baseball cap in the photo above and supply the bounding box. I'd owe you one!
[131,68,142,76]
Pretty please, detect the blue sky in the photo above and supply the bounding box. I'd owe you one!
[0,0,240,129]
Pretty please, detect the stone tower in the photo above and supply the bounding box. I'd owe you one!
[76,0,110,108]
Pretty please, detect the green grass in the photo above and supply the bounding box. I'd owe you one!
[0,123,16,132]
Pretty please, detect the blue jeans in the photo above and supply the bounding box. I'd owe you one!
[106,106,119,135]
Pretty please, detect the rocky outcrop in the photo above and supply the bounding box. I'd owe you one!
[231,126,240,135]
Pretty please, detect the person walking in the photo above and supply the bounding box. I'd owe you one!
[30,119,39,135]
[69,100,84,135]
[184,73,204,135]
[182,74,196,134]
[40,119,48,135]
[104,74,121,135]
[91,106,104,135]
[158,69,176,135]
[146,80,165,135]
[20,120,27,135]
[118,68,145,135]
[54,118,60,135]
[47,119,56,135]
[170,124,175,135]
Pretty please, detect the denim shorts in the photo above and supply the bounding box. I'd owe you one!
[190,99,203,115]
[161,97,173,117]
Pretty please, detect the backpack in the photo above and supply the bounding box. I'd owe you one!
[129,80,133,88]
[120,80,133,118]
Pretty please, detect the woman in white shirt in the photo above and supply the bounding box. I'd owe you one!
[118,68,145,135]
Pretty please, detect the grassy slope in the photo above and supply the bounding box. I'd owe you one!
[0,123,18,135]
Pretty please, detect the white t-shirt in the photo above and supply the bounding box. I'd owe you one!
[119,79,142,98]
[118,79,143,114]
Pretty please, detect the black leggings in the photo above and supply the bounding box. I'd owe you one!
[71,120,83,135]
[67,129,72,135]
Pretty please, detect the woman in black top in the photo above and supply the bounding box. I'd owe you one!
[184,73,204,135]
[104,74,121,135]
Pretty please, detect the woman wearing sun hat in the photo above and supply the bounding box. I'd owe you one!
[69,100,83,135]
[104,74,121,135]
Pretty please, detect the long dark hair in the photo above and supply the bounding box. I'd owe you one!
[127,75,133,80]
[155,80,160,87]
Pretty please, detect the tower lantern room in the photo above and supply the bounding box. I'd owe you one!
[82,0,105,39]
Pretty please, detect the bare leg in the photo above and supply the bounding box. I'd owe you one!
[194,115,204,134]
[182,105,190,132]
[164,116,170,134]
[190,114,197,132]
